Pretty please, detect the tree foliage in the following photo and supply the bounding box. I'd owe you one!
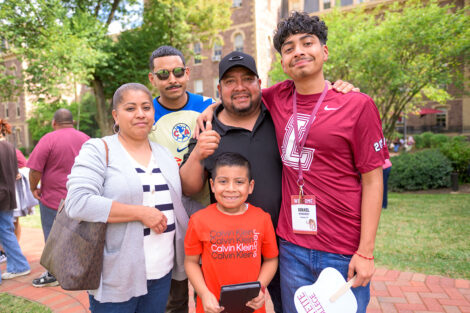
[268,0,470,139]
[0,0,231,135]
[27,93,100,144]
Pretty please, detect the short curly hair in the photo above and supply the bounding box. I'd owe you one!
[149,46,185,72]
[273,12,328,54]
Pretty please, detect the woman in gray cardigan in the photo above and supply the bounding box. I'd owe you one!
[65,83,188,313]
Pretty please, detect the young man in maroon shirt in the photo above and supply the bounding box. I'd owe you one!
[262,12,388,312]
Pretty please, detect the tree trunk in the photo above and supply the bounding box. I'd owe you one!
[92,77,113,136]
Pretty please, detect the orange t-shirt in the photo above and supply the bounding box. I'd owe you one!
[185,203,279,313]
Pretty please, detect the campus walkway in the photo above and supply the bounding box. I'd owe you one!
[1,227,469,313]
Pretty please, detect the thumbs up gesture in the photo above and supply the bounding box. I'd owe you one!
[193,120,221,161]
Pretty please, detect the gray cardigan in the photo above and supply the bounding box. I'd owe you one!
[65,135,188,303]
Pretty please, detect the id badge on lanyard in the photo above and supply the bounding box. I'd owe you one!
[291,193,317,235]
[290,82,328,235]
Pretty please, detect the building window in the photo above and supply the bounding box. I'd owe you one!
[234,34,244,52]
[305,0,319,12]
[340,0,353,6]
[4,103,9,118]
[212,42,222,62]
[323,0,331,9]
[15,128,22,146]
[194,80,203,96]
[214,78,220,99]
[436,109,447,128]
[232,0,242,7]
[16,102,20,117]
[194,42,202,64]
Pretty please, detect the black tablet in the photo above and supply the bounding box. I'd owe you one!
[219,281,261,313]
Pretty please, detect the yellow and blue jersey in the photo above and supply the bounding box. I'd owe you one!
[149,92,214,166]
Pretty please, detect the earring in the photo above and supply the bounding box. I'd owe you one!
[113,123,119,134]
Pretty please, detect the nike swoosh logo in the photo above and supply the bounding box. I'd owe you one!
[324,105,342,111]
[177,146,188,153]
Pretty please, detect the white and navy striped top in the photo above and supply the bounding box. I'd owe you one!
[126,152,175,280]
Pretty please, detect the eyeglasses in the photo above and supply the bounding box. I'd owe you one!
[153,67,186,80]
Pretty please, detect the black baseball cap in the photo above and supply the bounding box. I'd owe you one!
[219,51,259,81]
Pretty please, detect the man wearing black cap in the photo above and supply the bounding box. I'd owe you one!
[180,50,284,312]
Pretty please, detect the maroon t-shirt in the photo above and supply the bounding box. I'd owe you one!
[262,80,389,255]
[27,128,89,209]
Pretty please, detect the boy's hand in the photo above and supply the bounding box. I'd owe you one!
[246,289,265,311]
[201,291,224,313]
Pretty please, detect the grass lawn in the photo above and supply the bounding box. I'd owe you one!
[375,192,470,280]
[0,293,52,313]
[19,206,42,229]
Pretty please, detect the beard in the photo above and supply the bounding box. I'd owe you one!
[221,91,262,116]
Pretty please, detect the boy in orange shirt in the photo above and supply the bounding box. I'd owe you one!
[184,152,279,313]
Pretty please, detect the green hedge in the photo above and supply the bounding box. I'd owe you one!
[389,149,453,191]
[439,137,470,183]
[411,133,470,182]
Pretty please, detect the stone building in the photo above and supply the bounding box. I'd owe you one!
[0,41,31,149]
[187,0,283,98]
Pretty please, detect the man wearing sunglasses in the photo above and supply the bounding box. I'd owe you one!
[148,45,214,313]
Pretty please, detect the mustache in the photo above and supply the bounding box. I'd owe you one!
[230,92,251,99]
[291,57,314,66]
[165,84,182,90]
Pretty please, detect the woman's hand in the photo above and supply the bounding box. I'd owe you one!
[246,289,265,311]
[139,206,167,234]
[201,291,224,313]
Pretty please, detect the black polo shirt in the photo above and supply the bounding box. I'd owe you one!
[184,102,282,228]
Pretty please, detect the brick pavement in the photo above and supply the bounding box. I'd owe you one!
[1,227,469,312]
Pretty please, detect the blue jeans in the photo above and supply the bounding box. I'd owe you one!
[89,270,172,313]
[39,201,57,242]
[0,210,30,283]
[382,166,392,208]
[279,238,370,313]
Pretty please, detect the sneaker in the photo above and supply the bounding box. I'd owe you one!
[0,251,6,264]
[1,269,31,279]
[32,271,59,287]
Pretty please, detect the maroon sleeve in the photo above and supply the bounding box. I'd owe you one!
[16,149,26,168]
[352,96,388,173]
[261,85,276,111]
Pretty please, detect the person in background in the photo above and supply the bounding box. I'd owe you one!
[13,148,38,240]
[27,109,89,287]
[0,118,31,283]
[66,83,187,313]
[382,159,392,209]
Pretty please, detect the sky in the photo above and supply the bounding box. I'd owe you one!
[108,0,143,34]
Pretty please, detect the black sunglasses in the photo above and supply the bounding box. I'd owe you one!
[153,67,186,80]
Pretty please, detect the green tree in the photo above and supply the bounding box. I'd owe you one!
[0,0,231,135]
[268,0,470,139]
[27,94,100,144]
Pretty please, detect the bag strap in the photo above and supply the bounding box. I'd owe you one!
[59,139,109,216]
[100,138,109,166]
